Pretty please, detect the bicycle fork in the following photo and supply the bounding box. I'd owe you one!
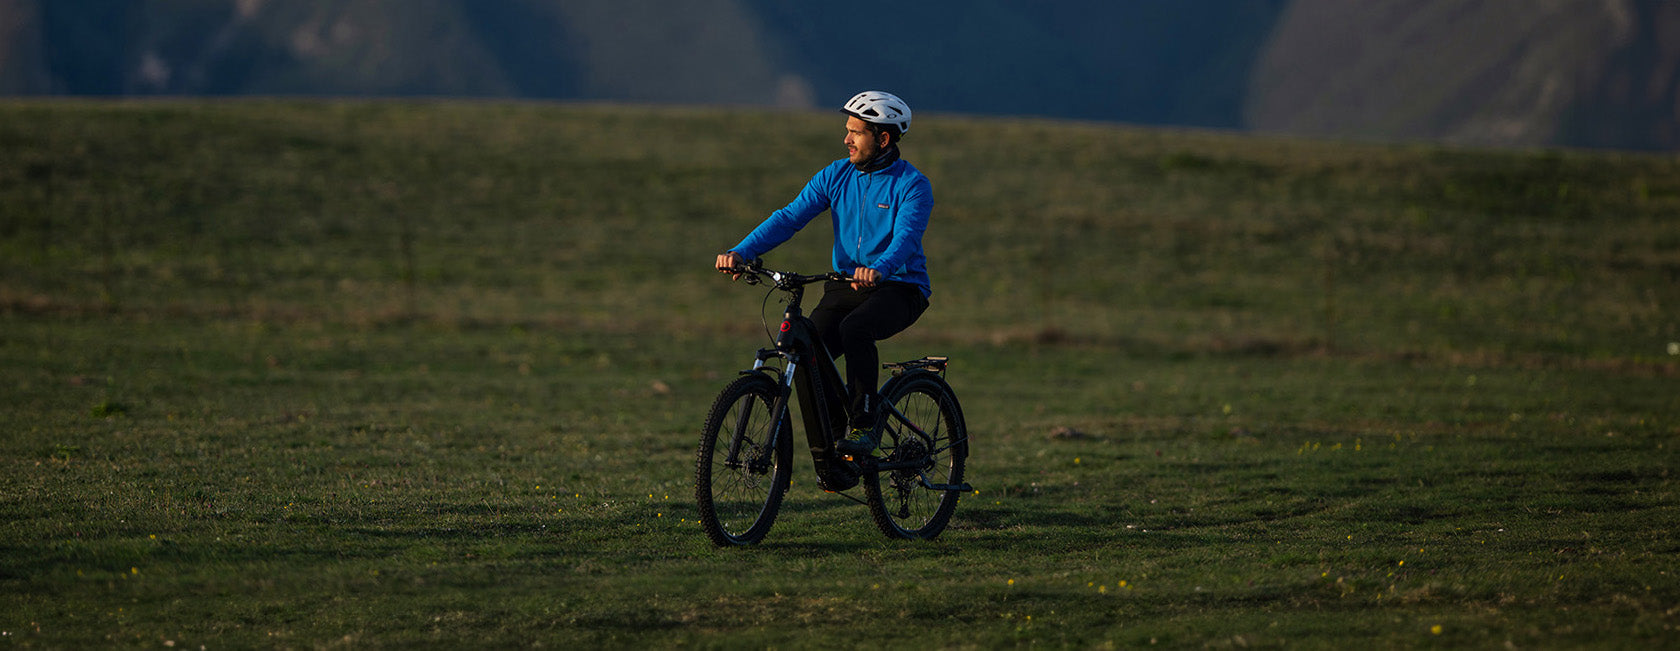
[724,353,799,473]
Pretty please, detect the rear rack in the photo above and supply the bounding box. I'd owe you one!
[883,356,948,377]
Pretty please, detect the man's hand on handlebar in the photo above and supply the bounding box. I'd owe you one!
[851,267,880,291]
[715,251,746,280]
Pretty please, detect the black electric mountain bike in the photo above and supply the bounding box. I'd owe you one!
[694,260,971,546]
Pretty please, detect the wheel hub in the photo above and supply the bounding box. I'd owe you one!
[746,445,773,475]
[889,438,929,487]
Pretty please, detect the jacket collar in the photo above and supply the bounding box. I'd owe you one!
[853,144,901,174]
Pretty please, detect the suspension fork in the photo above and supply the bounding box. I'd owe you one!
[725,351,798,469]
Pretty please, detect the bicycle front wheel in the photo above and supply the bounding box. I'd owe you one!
[695,374,793,546]
[865,373,968,540]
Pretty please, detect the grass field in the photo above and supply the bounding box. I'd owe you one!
[2,99,1677,648]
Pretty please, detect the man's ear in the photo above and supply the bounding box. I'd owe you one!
[876,130,892,148]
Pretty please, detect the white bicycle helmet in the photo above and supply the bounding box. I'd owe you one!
[842,91,912,135]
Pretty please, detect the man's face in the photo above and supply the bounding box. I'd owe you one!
[845,116,884,165]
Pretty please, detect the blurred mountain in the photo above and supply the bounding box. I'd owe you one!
[2,0,1675,150]
[1246,0,1680,150]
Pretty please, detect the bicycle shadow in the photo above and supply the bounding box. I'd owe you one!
[693,480,1223,555]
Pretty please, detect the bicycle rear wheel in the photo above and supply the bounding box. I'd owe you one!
[695,374,793,546]
[865,373,968,540]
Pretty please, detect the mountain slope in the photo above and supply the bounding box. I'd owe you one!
[1245,0,1680,150]
[1,0,1675,150]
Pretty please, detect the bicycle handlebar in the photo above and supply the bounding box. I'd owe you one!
[731,260,851,289]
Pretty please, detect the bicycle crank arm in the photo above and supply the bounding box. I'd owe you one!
[920,479,973,492]
[854,457,924,471]
[846,455,971,491]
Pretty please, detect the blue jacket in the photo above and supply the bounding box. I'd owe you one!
[731,157,934,297]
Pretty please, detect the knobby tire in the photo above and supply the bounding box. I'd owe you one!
[694,374,793,546]
[864,373,968,540]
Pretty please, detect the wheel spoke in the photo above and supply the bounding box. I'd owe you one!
[865,375,966,540]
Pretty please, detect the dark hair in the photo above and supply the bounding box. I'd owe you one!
[863,121,903,146]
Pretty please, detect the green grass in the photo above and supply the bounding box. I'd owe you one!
[2,99,1677,648]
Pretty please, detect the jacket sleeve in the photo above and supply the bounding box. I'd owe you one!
[869,174,933,275]
[730,166,835,259]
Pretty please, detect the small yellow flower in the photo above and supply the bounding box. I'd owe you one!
[1007,579,1015,587]
[1430,625,1443,635]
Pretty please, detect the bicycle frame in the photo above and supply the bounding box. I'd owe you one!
[746,278,860,491]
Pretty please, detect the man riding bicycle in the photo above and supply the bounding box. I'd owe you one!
[715,90,933,456]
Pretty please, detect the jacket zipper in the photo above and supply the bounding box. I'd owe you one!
[858,172,870,262]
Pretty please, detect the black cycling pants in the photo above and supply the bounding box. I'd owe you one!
[810,280,929,411]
